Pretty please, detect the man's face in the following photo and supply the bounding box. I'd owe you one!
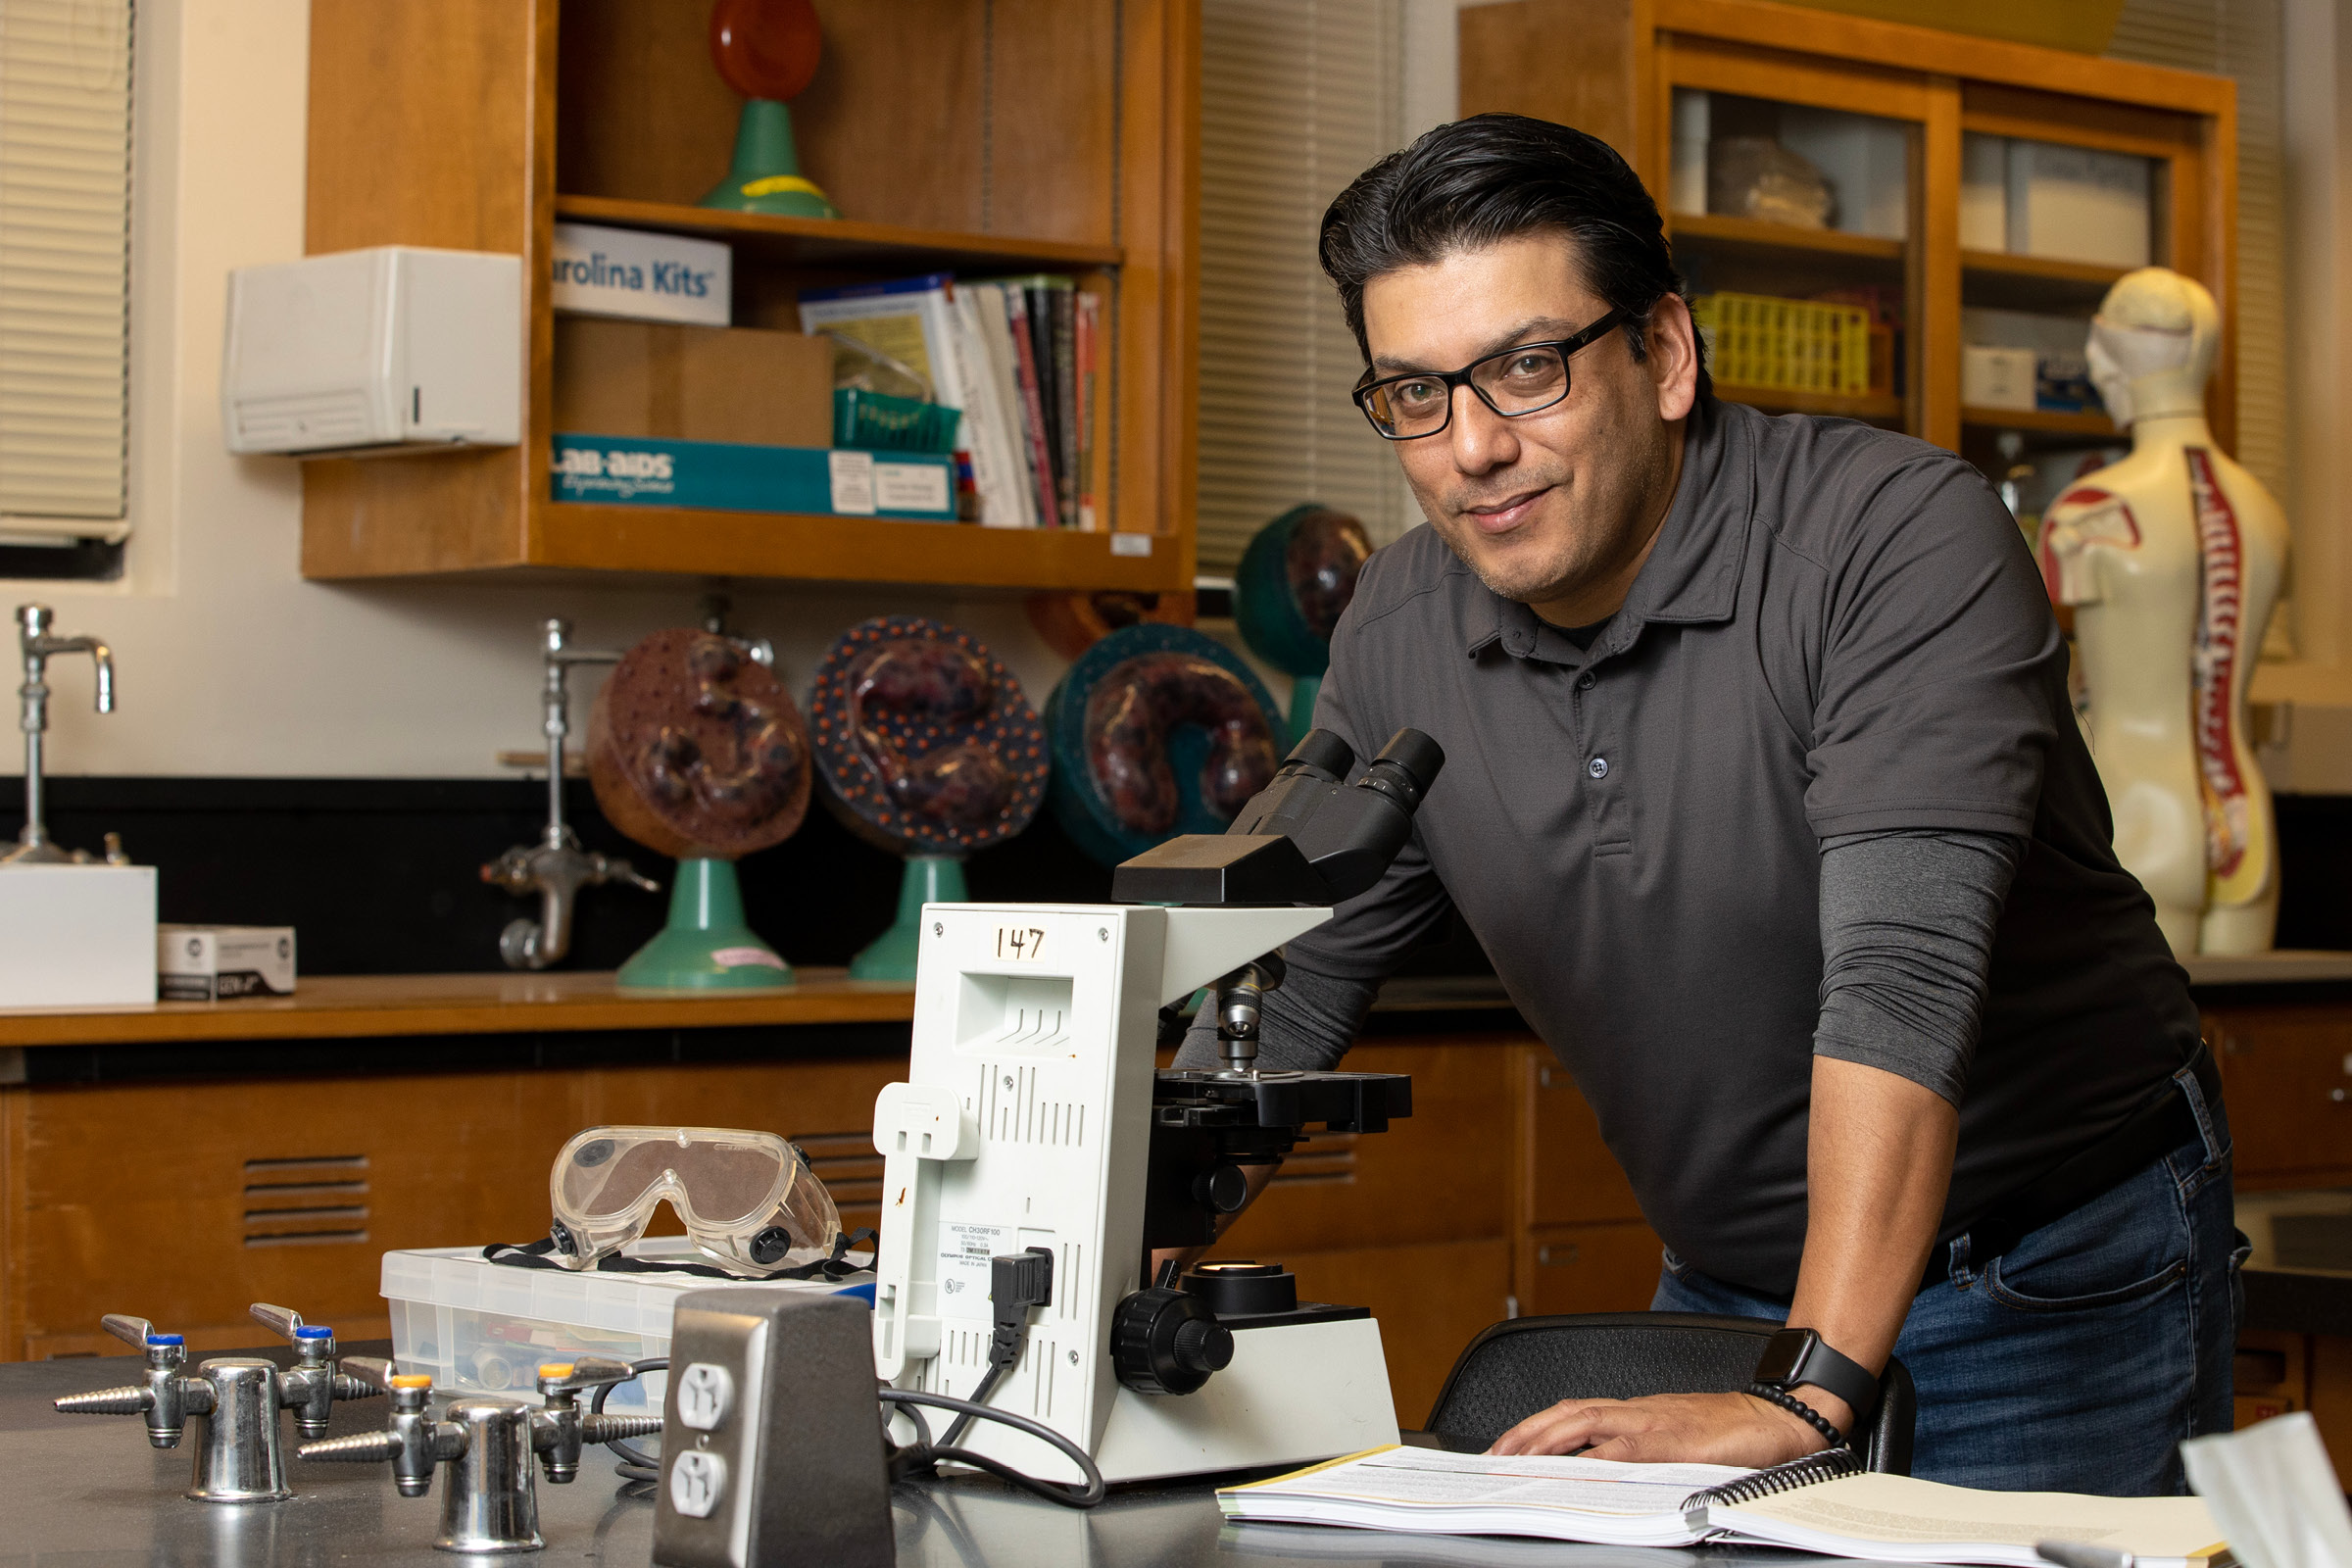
[1359,233,1697,620]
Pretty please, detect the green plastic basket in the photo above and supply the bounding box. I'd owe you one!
[833,388,960,454]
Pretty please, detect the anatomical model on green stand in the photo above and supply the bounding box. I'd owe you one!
[1234,504,1374,745]
[700,0,840,220]
[807,616,1050,982]
[588,628,814,990]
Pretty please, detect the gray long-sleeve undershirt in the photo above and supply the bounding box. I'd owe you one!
[1174,827,2024,1104]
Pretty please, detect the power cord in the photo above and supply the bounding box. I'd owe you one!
[589,1356,667,1485]
[940,1248,1054,1447]
[878,1389,1105,1508]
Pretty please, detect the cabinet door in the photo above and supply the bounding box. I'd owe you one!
[2206,1007,2352,1185]
[1521,1222,1667,1317]
[1524,1054,1645,1227]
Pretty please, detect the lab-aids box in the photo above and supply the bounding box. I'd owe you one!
[0,864,156,1006]
[549,434,958,520]
[158,924,296,1001]
[382,1244,872,1410]
[552,222,730,326]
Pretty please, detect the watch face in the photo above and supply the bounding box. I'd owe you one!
[1752,1329,1814,1386]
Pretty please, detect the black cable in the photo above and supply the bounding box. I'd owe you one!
[590,1356,667,1485]
[937,1362,1004,1449]
[877,1388,1105,1508]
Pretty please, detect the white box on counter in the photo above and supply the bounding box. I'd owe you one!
[0,864,156,1006]
[552,222,730,325]
[158,924,295,1001]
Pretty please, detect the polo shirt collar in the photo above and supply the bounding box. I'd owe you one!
[1463,395,1751,664]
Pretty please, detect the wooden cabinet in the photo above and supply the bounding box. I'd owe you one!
[1461,0,2235,472]
[299,0,1197,594]
[2205,1005,2352,1187]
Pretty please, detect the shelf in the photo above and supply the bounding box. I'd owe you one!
[1670,212,1907,263]
[534,503,1185,594]
[554,195,1125,273]
[1962,249,2129,313]
[0,969,915,1049]
[1962,405,2117,438]
[1718,384,1904,420]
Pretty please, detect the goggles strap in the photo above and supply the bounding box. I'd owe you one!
[480,1226,876,1280]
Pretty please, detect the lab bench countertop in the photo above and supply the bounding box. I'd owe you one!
[0,945,2342,1054]
[1,1348,1871,1568]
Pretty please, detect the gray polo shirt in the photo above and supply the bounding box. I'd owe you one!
[1297,396,2199,1297]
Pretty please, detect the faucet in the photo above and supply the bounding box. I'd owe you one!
[5,604,121,865]
[480,618,658,969]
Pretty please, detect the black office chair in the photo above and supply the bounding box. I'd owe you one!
[1424,1311,1916,1474]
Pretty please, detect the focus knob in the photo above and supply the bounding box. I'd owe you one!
[1109,1287,1232,1396]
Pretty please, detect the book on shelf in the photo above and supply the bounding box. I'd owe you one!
[1218,1446,2230,1567]
[800,270,1099,531]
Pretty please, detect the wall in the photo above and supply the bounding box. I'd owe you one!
[26,0,1078,783]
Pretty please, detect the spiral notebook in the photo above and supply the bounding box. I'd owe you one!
[1218,1446,2230,1567]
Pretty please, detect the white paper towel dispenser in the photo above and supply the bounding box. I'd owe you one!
[221,246,522,457]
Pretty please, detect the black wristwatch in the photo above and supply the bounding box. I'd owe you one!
[1751,1327,1879,1423]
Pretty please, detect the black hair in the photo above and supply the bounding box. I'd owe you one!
[1319,113,1708,392]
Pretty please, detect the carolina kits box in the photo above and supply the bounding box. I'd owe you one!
[553,318,833,450]
[159,924,296,1001]
[552,222,729,325]
[0,865,157,1006]
[550,434,957,520]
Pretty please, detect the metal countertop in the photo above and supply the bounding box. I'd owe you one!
[3,1348,1888,1568]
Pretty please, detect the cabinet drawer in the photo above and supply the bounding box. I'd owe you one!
[1527,1059,1645,1226]
[2205,1008,2352,1181]
[1521,1222,1664,1317]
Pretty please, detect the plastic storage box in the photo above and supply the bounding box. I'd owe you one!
[382,1245,871,1410]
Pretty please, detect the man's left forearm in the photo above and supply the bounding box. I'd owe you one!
[1780,1054,1959,1436]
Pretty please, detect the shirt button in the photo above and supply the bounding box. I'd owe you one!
[1576,671,1597,691]
[1587,757,1609,779]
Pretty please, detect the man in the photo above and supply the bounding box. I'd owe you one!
[1176,115,2238,1494]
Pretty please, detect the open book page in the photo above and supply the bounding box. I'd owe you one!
[1219,1446,1753,1545]
[1707,1472,2230,1567]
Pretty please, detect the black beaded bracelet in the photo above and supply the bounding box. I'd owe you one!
[1748,1383,1847,1449]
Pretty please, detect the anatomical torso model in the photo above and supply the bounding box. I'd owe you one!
[2037,268,2287,956]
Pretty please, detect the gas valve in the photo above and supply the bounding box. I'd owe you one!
[302,1356,662,1552]
[52,1303,381,1502]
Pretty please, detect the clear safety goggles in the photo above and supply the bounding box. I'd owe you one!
[546,1126,843,1276]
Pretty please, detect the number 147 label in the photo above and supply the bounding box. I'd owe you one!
[994,927,1046,960]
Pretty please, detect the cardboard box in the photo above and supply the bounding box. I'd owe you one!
[554,318,833,451]
[1962,345,2038,411]
[159,924,296,1001]
[550,434,957,520]
[551,222,729,325]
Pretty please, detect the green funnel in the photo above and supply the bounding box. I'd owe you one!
[850,855,964,982]
[617,858,793,991]
[700,100,840,218]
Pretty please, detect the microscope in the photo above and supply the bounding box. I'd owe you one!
[869,727,1442,1485]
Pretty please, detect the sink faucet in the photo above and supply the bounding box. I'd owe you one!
[5,604,122,866]
[479,618,657,969]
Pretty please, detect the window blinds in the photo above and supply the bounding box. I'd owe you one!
[1197,0,1405,573]
[0,0,132,543]
[2108,0,2286,511]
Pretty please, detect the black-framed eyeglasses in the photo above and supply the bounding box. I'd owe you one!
[1351,307,1632,441]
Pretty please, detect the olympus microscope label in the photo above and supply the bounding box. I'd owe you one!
[938,1221,1014,1319]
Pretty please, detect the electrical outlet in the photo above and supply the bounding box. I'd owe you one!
[651,1291,893,1568]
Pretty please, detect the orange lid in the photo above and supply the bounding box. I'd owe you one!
[390,1374,433,1390]
[537,1361,575,1380]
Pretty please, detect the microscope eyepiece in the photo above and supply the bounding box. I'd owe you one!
[1281,728,1355,783]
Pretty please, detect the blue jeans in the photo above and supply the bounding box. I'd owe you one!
[1654,1068,2245,1494]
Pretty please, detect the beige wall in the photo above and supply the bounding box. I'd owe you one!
[25,0,1082,782]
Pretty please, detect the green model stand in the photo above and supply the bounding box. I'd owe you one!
[618,858,793,990]
[849,855,966,982]
[700,0,839,219]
